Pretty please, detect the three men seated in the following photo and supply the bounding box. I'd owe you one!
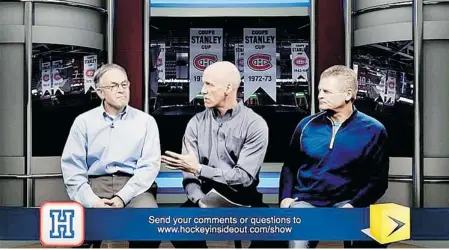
[61,62,389,249]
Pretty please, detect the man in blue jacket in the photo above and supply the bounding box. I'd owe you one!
[279,65,389,248]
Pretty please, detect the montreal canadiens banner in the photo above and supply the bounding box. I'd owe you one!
[234,43,244,76]
[157,43,166,83]
[41,62,52,95]
[243,28,277,102]
[83,55,97,93]
[385,70,397,105]
[291,43,309,82]
[52,60,64,95]
[189,28,223,102]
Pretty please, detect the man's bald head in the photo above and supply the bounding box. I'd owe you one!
[203,61,241,90]
[201,61,241,109]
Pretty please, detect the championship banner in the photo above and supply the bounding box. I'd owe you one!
[291,43,309,82]
[234,43,244,76]
[51,60,64,95]
[157,43,166,83]
[83,55,97,93]
[377,70,387,102]
[189,28,223,102]
[243,28,277,102]
[356,65,386,100]
[356,66,370,91]
[41,62,52,95]
[385,70,397,105]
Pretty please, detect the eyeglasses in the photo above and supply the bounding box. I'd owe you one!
[99,81,130,92]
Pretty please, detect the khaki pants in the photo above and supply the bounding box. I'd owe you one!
[84,174,160,248]
[89,175,158,208]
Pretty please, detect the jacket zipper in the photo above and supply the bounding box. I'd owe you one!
[328,117,340,149]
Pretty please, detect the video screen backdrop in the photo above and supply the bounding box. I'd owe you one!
[352,41,414,157]
[31,44,106,156]
[149,16,311,162]
[29,22,413,160]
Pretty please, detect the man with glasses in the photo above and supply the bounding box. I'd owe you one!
[279,65,389,248]
[61,63,161,248]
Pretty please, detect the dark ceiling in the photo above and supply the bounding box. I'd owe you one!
[32,16,414,77]
[353,41,414,75]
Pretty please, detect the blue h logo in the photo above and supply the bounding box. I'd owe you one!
[49,209,75,239]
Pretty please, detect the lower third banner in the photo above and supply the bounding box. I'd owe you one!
[9,202,449,247]
[1,204,371,244]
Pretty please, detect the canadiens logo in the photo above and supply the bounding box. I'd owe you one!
[43,74,50,81]
[157,58,163,67]
[294,56,307,67]
[193,54,218,71]
[247,54,272,71]
[85,69,95,77]
[53,73,61,81]
[388,81,395,89]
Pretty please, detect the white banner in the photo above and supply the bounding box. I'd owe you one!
[291,43,309,82]
[377,70,387,102]
[189,28,223,102]
[385,70,397,105]
[83,55,97,93]
[157,43,165,82]
[52,60,64,95]
[353,64,359,77]
[234,44,244,76]
[41,62,52,95]
[243,28,277,102]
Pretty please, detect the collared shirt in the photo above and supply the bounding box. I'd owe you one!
[182,101,269,204]
[61,103,161,207]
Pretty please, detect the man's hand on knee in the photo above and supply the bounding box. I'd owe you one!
[198,200,208,208]
[93,199,113,208]
[105,196,125,208]
[340,203,353,208]
[280,198,296,208]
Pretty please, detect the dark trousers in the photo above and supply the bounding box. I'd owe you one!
[344,241,388,248]
[78,175,160,248]
[170,200,282,248]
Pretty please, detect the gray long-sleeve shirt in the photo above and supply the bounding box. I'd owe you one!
[182,101,269,204]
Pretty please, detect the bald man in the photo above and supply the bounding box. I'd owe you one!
[162,61,269,248]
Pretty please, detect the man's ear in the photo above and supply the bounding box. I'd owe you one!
[345,89,353,102]
[224,83,232,96]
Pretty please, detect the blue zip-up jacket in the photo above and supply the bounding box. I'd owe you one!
[279,107,389,207]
